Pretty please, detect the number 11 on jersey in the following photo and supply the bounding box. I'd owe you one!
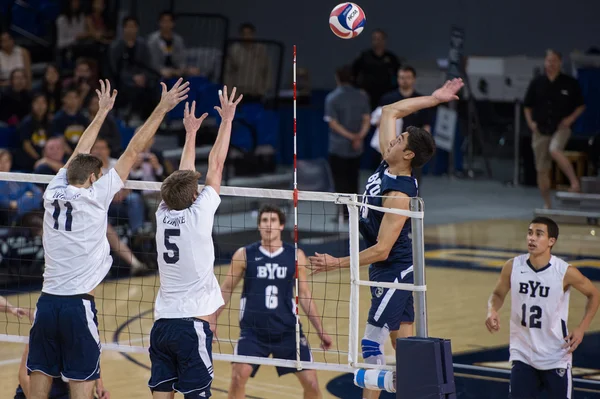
[52,200,73,231]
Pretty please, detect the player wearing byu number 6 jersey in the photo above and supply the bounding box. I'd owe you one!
[149,87,242,399]
[486,217,600,399]
[216,204,333,399]
[27,78,190,399]
[309,79,463,399]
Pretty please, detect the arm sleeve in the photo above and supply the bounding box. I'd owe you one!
[523,79,537,108]
[323,95,339,123]
[93,168,125,209]
[46,168,68,192]
[191,185,221,215]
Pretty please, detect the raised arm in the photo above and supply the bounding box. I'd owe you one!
[297,250,332,350]
[114,78,190,182]
[205,86,243,194]
[65,79,117,168]
[215,247,247,320]
[485,259,513,333]
[378,78,464,154]
[180,101,208,171]
[563,265,600,353]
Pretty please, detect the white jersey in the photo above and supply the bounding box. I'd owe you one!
[154,185,224,320]
[509,254,572,370]
[42,168,123,295]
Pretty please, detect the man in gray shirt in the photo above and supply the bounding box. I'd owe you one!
[324,65,371,219]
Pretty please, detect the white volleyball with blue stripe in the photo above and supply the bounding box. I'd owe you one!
[329,2,366,39]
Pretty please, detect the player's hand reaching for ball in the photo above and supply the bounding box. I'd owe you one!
[158,77,190,112]
[214,85,243,122]
[308,252,341,275]
[183,101,209,134]
[485,309,500,333]
[96,79,118,112]
[432,78,464,104]
[563,327,584,354]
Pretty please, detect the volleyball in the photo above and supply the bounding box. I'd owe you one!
[329,2,366,39]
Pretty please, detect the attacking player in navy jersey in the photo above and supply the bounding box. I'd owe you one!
[216,204,333,399]
[309,78,464,398]
[27,78,189,399]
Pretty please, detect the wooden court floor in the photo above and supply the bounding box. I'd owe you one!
[0,219,599,398]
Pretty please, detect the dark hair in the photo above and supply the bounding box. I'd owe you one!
[530,217,559,241]
[546,48,562,60]
[62,84,79,98]
[406,126,435,168]
[336,65,354,84]
[372,29,387,38]
[122,15,139,27]
[63,0,83,23]
[159,10,175,21]
[399,65,417,78]
[160,170,201,211]
[239,23,256,33]
[257,204,286,226]
[67,154,102,185]
[94,137,110,150]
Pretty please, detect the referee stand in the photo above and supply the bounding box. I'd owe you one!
[396,337,457,399]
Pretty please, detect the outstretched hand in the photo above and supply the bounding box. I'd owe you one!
[183,101,209,134]
[432,78,464,103]
[307,252,341,275]
[158,78,191,112]
[214,85,243,122]
[96,79,118,112]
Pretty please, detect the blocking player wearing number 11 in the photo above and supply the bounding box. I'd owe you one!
[486,217,600,399]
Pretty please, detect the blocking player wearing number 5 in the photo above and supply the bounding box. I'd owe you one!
[216,204,333,399]
[485,217,600,399]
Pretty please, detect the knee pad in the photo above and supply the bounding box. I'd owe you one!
[361,323,390,365]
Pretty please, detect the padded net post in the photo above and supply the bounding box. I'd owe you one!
[411,197,428,338]
[347,194,360,367]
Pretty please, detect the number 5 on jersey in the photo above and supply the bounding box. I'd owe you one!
[163,229,180,264]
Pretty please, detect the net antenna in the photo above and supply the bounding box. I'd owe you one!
[292,44,302,370]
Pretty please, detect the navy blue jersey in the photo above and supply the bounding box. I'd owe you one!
[359,161,418,272]
[240,242,298,336]
[15,378,69,399]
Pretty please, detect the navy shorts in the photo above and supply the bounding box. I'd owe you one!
[27,293,101,381]
[148,318,214,398]
[235,329,313,377]
[510,361,572,399]
[367,266,414,331]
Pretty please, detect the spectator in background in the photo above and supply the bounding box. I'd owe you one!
[147,11,200,80]
[324,65,371,220]
[524,49,586,209]
[377,65,431,186]
[55,0,90,67]
[0,68,31,126]
[91,137,147,236]
[109,16,156,124]
[50,86,88,151]
[33,136,67,175]
[85,94,122,157]
[0,31,31,88]
[0,150,43,231]
[35,64,63,117]
[17,94,50,171]
[86,0,115,45]
[353,29,400,110]
[224,23,272,102]
[63,57,99,108]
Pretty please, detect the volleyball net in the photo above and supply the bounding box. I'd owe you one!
[0,171,427,374]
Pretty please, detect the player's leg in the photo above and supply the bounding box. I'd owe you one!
[173,318,215,398]
[230,330,268,399]
[62,296,101,399]
[509,360,543,399]
[27,295,62,399]
[541,365,572,399]
[148,320,178,398]
[549,128,579,191]
[531,132,553,208]
[273,332,321,399]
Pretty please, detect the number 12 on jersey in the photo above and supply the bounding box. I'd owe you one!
[521,304,542,329]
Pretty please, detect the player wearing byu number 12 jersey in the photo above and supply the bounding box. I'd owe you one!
[216,204,332,399]
[149,88,243,399]
[486,217,600,399]
[309,79,464,399]
[27,78,190,399]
